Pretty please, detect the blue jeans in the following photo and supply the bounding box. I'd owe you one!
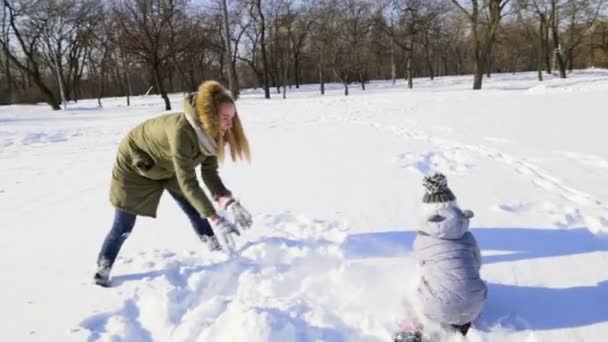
[97,192,214,270]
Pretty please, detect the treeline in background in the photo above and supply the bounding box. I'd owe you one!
[1,0,607,110]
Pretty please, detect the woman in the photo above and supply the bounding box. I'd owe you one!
[94,81,252,287]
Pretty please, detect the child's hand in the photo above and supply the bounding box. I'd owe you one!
[462,209,475,219]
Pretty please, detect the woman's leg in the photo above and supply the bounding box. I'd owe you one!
[168,191,221,251]
[168,191,214,236]
[95,209,137,285]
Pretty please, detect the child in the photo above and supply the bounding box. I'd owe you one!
[395,173,487,341]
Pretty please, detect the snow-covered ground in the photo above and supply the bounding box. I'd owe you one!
[1,69,607,342]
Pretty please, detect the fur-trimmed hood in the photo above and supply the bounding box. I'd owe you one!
[183,98,218,157]
[185,80,250,163]
[420,201,470,240]
[194,80,229,141]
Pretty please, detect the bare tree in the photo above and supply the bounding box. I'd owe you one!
[387,0,444,88]
[40,0,77,109]
[288,2,314,88]
[270,0,292,97]
[236,9,264,87]
[450,0,511,89]
[548,0,567,77]
[561,0,605,72]
[248,0,271,98]
[0,0,61,109]
[220,0,239,98]
[267,0,285,93]
[590,18,608,63]
[195,10,230,86]
[309,0,336,95]
[370,9,396,84]
[339,0,373,90]
[516,0,548,79]
[1,2,15,103]
[114,0,192,110]
[518,0,553,76]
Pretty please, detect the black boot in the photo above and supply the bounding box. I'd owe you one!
[94,272,111,287]
[451,322,471,336]
[93,259,112,287]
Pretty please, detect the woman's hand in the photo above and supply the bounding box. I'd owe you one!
[209,214,240,250]
[226,200,253,230]
[217,196,253,230]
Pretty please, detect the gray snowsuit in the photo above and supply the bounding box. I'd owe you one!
[413,204,487,325]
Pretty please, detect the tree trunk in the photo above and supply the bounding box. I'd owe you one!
[359,69,365,90]
[486,53,492,78]
[406,56,413,89]
[221,0,239,99]
[457,51,463,75]
[5,53,13,102]
[334,68,348,96]
[424,31,434,80]
[167,65,174,94]
[153,64,171,110]
[553,44,567,78]
[72,75,79,103]
[551,1,567,78]
[256,0,271,99]
[282,59,287,99]
[407,45,414,89]
[97,73,105,107]
[294,52,301,88]
[391,38,397,85]
[538,17,544,81]
[34,76,61,110]
[541,14,552,74]
[567,47,574,72]
[51,51,67,109]
[473,44,484,90]
[125,62,133,106]
[119,47,133,106]
[97,50,109,107]
[273,71,280,94]
[319,49,325,95]
[319,65,325,95]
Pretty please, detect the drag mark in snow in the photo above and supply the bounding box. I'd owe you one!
[21,131,69,145]
[556,151,608,170]
[491,202,533,213]
[328,115,608,233]
[395,150,475,175]
[450,145,608,232]
[483,137,512,144]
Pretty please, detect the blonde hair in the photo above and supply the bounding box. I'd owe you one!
[194,80,251,163]
[217,101,251,163]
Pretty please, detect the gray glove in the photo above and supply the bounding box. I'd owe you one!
[210,215,240,250]
[226,199,253,230]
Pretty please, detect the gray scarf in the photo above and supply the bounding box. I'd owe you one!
[184,109,218,157]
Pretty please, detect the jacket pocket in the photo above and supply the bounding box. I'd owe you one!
[130,149,172,180]
[131,148,155,172]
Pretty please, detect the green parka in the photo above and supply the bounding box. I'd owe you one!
[109,100,230,218]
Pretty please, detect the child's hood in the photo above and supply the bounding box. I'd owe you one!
[419,201,471,239]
